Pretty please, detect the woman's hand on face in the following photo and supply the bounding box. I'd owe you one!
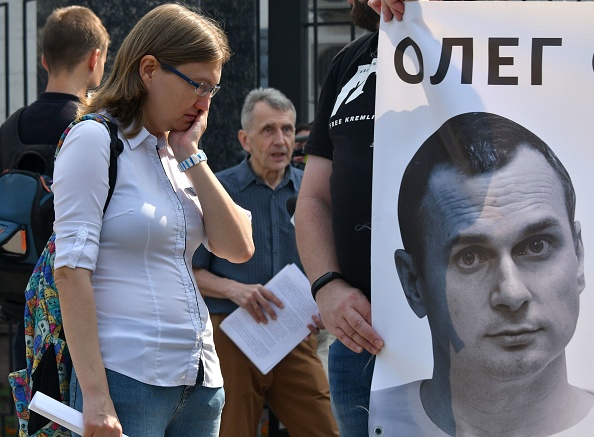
[168,111,208,161]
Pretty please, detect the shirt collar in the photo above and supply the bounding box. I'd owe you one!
[104,110,158,151]
[127,125,161,151]
[236,156,298,191]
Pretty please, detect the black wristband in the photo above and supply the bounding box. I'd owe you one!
[311,271,345,300]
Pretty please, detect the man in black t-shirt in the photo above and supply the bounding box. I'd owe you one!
[294,1,405,436]
[0,6,109,372]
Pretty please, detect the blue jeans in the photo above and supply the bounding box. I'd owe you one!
[328,339,375,437]
[70,366,224,437]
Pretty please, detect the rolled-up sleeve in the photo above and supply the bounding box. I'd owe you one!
[52,120,112,271]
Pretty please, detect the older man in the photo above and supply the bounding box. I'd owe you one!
[193,88,338,437]
[370,112,593,436]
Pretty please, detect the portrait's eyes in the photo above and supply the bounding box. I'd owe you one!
[514,235,553,258]
[282,126,294,134]
[528,239,545,254]
[454,247,487,272]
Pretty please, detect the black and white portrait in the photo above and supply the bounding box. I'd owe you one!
[370,3,594,436]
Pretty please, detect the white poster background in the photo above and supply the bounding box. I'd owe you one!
[371,1,594,394]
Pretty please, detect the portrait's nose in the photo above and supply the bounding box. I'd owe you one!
[490,256,532,312]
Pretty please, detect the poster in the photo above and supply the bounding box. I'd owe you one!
[370,2,594,435]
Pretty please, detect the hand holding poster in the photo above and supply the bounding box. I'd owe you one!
[370,2,594,436]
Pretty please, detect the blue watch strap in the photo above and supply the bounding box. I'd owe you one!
[177,150,208,172]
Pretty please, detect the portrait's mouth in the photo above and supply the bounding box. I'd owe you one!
[486,327,543,348]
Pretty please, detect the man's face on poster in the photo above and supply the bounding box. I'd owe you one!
[414,146,585,380]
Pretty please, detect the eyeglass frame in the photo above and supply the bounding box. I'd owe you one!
[156,58,221,97]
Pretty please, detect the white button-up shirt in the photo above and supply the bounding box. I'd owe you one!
[53,116,223,388]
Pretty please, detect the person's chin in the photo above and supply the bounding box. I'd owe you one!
[269,155,289,167]
[169,120,192,133]
[481,350,556,381]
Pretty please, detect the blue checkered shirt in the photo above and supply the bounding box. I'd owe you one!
[192,157,304,314]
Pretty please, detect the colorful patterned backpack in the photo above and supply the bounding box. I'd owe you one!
[7,114,123,437]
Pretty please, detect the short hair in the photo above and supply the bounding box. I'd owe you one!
[79,3,232,137]
[42,6,110,74]
[240,88,296,131]
[398,112,577,268]
[295,122,313,134]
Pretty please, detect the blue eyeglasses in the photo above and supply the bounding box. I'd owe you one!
[157,59,221,98]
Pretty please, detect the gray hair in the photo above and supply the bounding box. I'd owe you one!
[241,87,296,131]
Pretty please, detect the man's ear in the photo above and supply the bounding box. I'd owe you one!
[574,221,585,293]
[238,130,251,154]
[41,54,50,73]
[88,48,100,71]
[395,249,427,319]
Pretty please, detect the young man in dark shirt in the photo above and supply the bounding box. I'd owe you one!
[0,5,109,371]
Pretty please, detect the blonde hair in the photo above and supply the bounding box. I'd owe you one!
[79,3,231,136]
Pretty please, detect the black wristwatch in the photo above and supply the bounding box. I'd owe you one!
[311,271,345,300]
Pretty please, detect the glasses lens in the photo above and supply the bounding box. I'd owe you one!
[195,84,221,97]
[195,85,208,97]
[210,85,221,97]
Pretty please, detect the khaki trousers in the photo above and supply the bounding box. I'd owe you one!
[211,313,339,437]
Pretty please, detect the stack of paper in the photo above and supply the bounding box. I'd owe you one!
[220,263,318,374]
[29,392,130,437]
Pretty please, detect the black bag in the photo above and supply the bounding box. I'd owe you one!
[7,113,123,437]
[0,108,56,318]
[0,112,122,321]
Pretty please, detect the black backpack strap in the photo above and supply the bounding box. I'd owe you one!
[103,118,124,214]
[0,107,27,170]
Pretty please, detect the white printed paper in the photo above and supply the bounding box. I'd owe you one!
[29,392,129,437]
[220,263,317,374]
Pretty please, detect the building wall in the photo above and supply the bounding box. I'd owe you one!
[0,0,37,120]
[1,0,259,172]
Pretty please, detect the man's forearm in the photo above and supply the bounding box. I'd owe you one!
[295,156,341,284]
[295,196,340,283]
[193,267,238,299]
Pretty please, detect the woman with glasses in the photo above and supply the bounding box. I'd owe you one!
[52,4,254,436]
